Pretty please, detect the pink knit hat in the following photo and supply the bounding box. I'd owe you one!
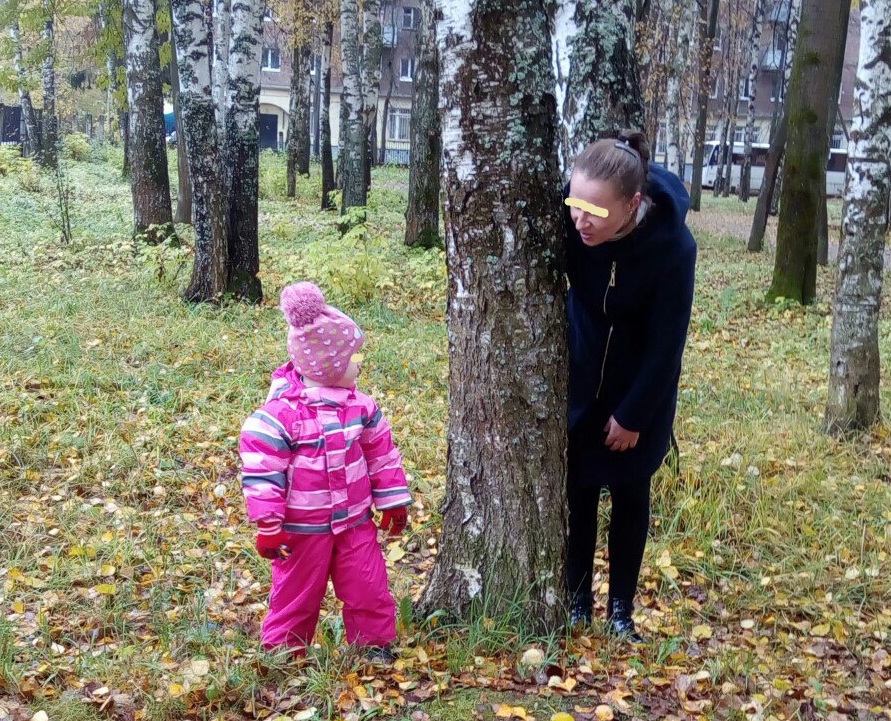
[280,282,364,385]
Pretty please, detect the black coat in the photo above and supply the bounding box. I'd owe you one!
[565,164,697,485]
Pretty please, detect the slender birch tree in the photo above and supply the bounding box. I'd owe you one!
[404,0,440,248]
[171,0,228,302]
[419,0,567,629]
[124,0,174,242]
[738,0,764,201]
[825,0,891,433]
[286,43,312,193]
[320,19,335,210]
[223,0,264,301]
[339,0,366,212]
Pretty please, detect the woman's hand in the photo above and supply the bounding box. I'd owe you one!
[603,416,639,452]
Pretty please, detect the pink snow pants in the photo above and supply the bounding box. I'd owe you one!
[260,519,396,651]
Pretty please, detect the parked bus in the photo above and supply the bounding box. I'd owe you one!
[701,141,848,196]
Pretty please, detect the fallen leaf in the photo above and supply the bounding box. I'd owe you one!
[692,624,713,640]
[595,705,614,720]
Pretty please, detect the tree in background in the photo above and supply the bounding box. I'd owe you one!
[403,0,439,249]
[738,0,764,201]
[825,0,891,433]
[123,0,174,242]
[767,0,850,304]
[689,0,720,211]
[171,0,228,302]
[748,0,801,251]
[222,0,264,301]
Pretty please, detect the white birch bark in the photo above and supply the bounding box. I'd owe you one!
[552,0,644,177]
[171,0,229,302]
[124,0,174,241]
[665,0,695,179]
[340,0,366,210]
[739,0,764,200]
[213,0,231,139]
[420,0,567,628]
[362,0,383,182]
[825,0,891,432]
[223,0,264,300]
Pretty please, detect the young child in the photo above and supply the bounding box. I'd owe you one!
[240,281,412,658]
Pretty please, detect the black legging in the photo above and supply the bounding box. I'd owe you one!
[566,477,651,605]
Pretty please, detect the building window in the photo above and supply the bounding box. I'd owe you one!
[831,128,846,149]
[387,107,411,141]
[400,56,415,81]
[739,77,751,101]
[403,7,420,30]
[262,47,281,71]
[733,125,746,144]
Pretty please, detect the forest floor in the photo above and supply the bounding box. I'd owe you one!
[1,147,890,721]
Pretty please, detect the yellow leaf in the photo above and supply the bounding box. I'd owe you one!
[352,685,368,699]
[551,714,575,721]
[595,705,615,721]
[692,624,713,640]
[811,623,830,637]
[11,602,25,614]
[511,707,530,720]
[387,546,406,562]
[416,647,429,663]
[100,564,116,577]
[168,683,186,698]
[495,704,515,718]
[94,583,117,595]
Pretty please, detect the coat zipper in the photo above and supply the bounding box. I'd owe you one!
[596,261,617,399]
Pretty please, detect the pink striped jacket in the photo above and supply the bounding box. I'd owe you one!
[240,363,412,535]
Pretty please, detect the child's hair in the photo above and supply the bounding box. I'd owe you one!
[573,129,650,200]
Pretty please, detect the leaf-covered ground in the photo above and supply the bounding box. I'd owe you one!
[1,148,889,721]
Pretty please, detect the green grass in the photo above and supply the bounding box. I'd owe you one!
[1,146,890,720]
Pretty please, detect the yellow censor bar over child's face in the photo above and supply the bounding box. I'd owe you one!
[564,197,610,218]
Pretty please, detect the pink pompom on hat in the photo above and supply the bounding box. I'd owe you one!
[280,282,365,385]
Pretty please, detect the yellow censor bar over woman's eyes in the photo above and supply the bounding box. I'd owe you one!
[564,197,610,218]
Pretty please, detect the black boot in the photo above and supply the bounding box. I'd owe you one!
[569,591,593,627]
[606,598,644,643]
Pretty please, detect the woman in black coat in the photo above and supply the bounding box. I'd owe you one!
[564,131,696,641]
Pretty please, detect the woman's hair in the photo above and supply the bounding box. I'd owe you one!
[573,129,650,200]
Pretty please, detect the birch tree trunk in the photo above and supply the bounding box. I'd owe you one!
[739,0,764,201]
[170,14,193,225]
[767,0,850,304]
[223,0,264,301]
[824,0,891,433]
[171,0,228,302]
[362,0,383,190]
[213,0,230,139]
[665,0,694,180]
[748,0,801,249]
[320,20,336,211]
[287,43,312,196]
[419,0,567,630]
[124,0,175,242]
[379,68,395,163]
[404,0,440,248]
[552,0,644,177]
[41,5,58,169]
[10,20,41,158]
[689,0,720,211]
[340,0,366,211]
